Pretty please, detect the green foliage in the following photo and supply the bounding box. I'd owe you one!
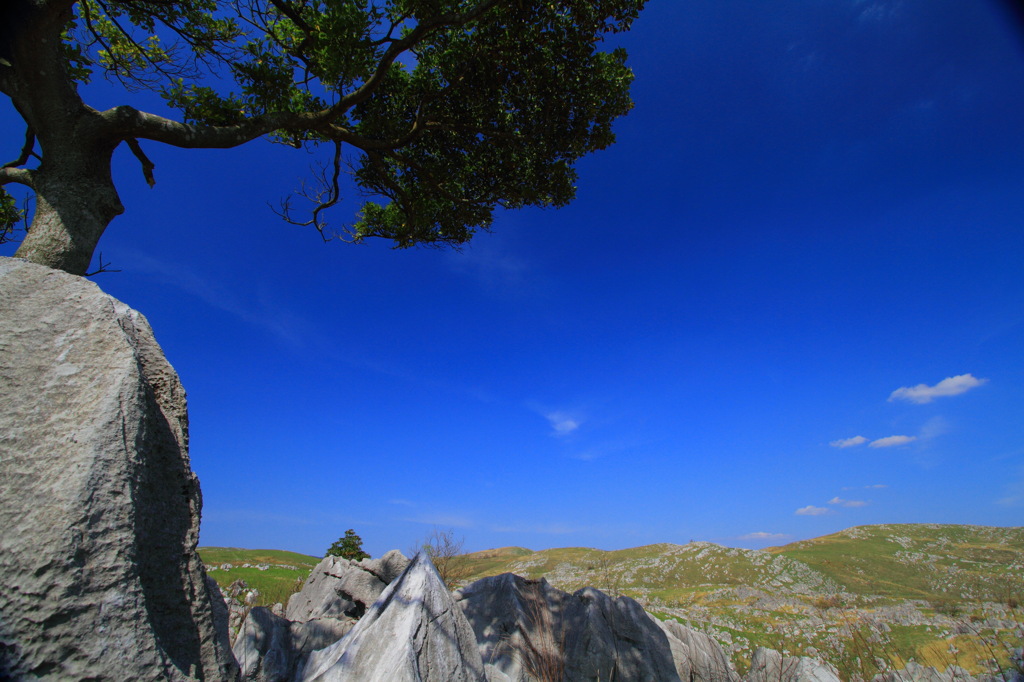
[0,188,22,243]
[327,528,370,561]
[47,0,646,247]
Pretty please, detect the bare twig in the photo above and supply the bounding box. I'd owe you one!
[125,137,156,187]
[84,252,121,276]
[3,127,37,168]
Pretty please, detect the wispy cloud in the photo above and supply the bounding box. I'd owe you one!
[919,416,949,441]
[795,505,831,516]
[842,483,888,490]
[739,531,791,541]
[545,411,581,437]
[831,435,868,448]
[869,435,917,448]
[126,251,313,348]
[996,466,1024,507]
[888,373,988,404]
[828,496,868,508]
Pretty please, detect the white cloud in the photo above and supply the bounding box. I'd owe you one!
[888,373,988,404]
[828,496,868,508]
[739,532,791,541]
[842,484,888,490]
[795,505,831,516]
[831,435,868,448]
[545,411,581,436]
[869,435,917,448]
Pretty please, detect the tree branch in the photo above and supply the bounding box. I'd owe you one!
[124,137,156,187]
[105,0,503,151]
[3,126,36,168]
[273,140,345,239]
[0,166,35,188]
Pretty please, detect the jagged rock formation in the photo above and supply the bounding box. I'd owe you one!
[456,572,735,682]
[234,550,411,681]
[298,553,486,681]
[286,550,410,622]
[234,607,355,682]
[0,258,238,680]
[657,618,742,682]
[745,647,840,682]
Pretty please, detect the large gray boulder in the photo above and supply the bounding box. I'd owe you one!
[0,258,238,680]
[456,572,685,681]
[298,553,486,682]
[745,647,840,682]
[658,619,742,682]
[287,550,410,622]
[233,607,355,682]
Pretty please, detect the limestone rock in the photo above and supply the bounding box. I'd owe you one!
[0,258,238,680]
[658,619,742,682]
[456,572,684,681]
[286,550,409,622]
[745,647,840,682]
[298,553,486,682]
[233,607,354,682]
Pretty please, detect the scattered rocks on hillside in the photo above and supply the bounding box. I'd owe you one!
[0,258,237,681]
[745,647,840,682]
[298,553,486,681]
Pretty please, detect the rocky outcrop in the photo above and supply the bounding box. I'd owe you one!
[0,258,238,680]
[657,619,742,682]
[233,607,355,682]
[298,553,486,681]
[233,550,411,679]
[745,647,840,682]
[287,550,409,622]
[456,572,701,681]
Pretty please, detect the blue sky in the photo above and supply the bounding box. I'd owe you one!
[3,0,1023,559]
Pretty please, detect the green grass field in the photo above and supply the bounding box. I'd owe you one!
[198,547,321,607]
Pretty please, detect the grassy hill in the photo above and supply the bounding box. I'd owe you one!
[198,547,321,606]
[455,524,1024,677]
[200,525,1023,677]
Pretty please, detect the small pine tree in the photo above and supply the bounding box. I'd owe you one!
[326,529,370,561]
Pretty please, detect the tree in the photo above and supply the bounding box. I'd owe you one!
[415,527,470,589]
[0,0,647,276]
[326,528,370,560]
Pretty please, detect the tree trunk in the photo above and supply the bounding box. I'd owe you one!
[13,168,123,276]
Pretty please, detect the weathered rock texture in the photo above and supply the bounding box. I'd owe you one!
[299,553,486,682]
[745,647,840,682]
[658,618,742,682]
[233,550,411,680]
[233,607,355,682]
[0,258,238,680]
[456,572,723,682]
[287,550,410,622]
